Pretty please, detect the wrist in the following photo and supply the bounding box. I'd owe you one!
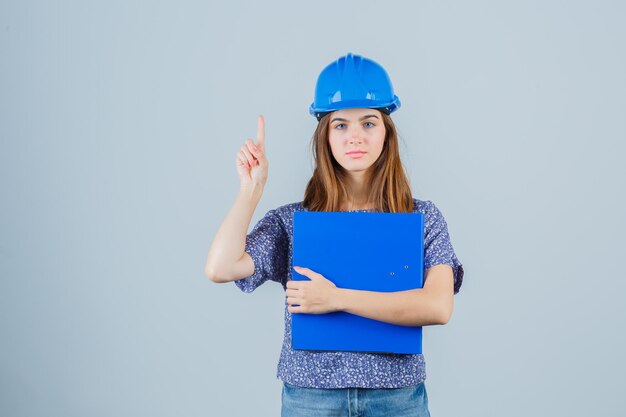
[239,184,264,201]
[333,287,348,312]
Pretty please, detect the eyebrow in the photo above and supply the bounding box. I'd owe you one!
[330,114,380,124]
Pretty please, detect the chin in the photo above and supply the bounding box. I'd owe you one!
[342,163,372,172]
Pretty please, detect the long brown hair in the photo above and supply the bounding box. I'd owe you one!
[302,111,414,213]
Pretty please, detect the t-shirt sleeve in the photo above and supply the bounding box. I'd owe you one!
[234,208,290,293]
[423,200,464,294]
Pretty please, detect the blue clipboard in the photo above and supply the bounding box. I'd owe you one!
[292,211,424,354]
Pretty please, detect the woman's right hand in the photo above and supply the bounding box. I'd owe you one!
[236,115,268,190]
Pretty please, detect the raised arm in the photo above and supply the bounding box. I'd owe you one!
[204,115,268,283]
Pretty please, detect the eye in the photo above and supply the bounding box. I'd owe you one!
[334,123,346,129]
[363,121,375,128]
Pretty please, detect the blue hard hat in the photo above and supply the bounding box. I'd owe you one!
[309,52,401,120]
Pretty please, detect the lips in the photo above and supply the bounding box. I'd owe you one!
[346,151,366,159]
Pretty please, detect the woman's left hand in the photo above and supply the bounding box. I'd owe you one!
[286,266,340,314]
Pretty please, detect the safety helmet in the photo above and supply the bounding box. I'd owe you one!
[309,52,401,121]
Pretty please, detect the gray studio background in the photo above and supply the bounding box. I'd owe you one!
[1,1,625,416]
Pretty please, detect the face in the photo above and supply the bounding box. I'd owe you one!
[327,108,386,175]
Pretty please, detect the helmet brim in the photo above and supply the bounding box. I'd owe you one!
[310,97,401,121]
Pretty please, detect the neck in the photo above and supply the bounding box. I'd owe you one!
[343,170,371,210]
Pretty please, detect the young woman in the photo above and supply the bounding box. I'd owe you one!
[205,52,464,417]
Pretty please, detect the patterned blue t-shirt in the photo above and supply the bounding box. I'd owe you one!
[234,198,464,389]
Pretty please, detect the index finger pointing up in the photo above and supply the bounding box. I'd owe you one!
[256,114,265,149]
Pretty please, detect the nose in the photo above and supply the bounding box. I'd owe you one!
[349,127,363,144]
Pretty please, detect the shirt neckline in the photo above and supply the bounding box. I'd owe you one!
[298,202,376,213]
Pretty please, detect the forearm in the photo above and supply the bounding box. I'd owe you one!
[334,287,449,327]
[204,185,263,281]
